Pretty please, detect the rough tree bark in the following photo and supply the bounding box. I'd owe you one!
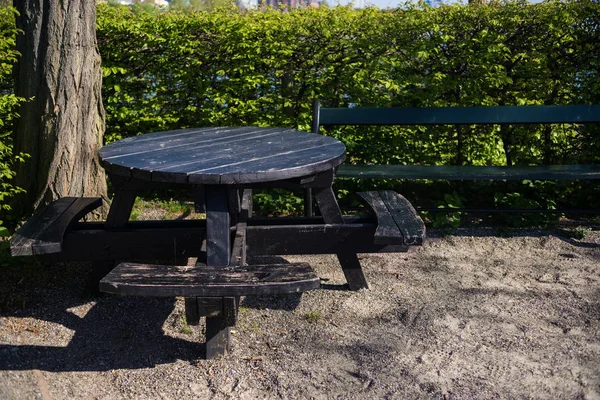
[12,0,108,218]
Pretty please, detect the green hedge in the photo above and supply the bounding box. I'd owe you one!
[0,7,25,232]
[1,2,599,223]
[97,1,599,161]
[96,1,600,219]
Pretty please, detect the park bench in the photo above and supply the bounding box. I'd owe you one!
[311,100,600,214]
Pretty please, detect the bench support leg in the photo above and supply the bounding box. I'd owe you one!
[202,297,238,359]
[203,186,235,357]
[89,188,138,294]
[314,187,369,290]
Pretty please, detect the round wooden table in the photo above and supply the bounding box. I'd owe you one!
[99,126,346,184]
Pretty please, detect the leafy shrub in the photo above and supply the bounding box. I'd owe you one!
[0,7,27,231]
[2,3,597,222]
[93,1,600,220]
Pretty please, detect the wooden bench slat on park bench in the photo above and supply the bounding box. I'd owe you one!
[338,164,600,181]
[317,104,600,126]
[10,197,103,256]
[100,262,320,297]
[358,191,425,246]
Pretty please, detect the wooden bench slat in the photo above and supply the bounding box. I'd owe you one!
[337,164,600,181]
[357,191,403,245]
[378,190,425,246]
[319,104,600,126]
[11,197,102,256]
[357,191,425,246]
[100,262,320,297]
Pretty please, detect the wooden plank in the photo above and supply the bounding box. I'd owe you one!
[11,197,102,256]
[336,164,600,180]
[99,127,271,161]
[319,105,600,126]
[378,191,426,246]
[105,190,137,228]
[205,297,236,359]
[99,127,347,185]
[240,189,252,220]
[58,222,407,261]
[357,191,404,245]
[314,187,369,290]
[184,298,201,325]
[127,129,300,181]
[146,130,320,174]
[193,185,206,213]
[62,223,206,261]
[230,222,247,267]
[187,142,346,185]
[99,262,320,297]
[206,185,230,266]
[11,198,76,256]
[246,224,409,254]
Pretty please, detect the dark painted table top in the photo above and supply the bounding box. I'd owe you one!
[99,127,346,184]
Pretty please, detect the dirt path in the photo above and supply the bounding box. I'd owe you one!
[1,228,599,399]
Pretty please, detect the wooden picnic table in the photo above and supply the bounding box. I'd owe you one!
[11,126,425,358]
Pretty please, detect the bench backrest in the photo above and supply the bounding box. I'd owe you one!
[312,100,600,133]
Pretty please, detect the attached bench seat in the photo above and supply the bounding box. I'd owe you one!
[10,197,102,256]
[358,191,425,246]
[99,262,320,297]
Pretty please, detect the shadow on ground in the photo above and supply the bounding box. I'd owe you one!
[0,261,204,372]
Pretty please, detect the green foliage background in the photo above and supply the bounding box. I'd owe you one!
[1,1,599,224]
[0,7,26,233]
[96,1,600,220]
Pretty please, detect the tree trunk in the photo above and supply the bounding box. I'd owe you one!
[12,0,108,218]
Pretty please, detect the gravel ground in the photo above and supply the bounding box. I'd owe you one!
[1,226,600,399]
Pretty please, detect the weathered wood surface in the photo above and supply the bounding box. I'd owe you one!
[57,220,406,261]
[205,296,238,359]
[358,191,425,245]
[99,127,346,185]
[99,262,320,297]
[230,223,248,267]
[377,191,425,245]
[356,191,404,245]
[205,185,231,266]
[338,164,600,180]
[314,186,369,290]
[11,197,102,256]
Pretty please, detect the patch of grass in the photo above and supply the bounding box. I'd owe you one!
[238,306,250,315]
[129,198,207,221]
[565,225,593,240]
[304,311,321,323]
[129,209,141,221]
[180,325,192,335]
[159,199,193,215]
[178,313,192,335]
[251,320,260,334]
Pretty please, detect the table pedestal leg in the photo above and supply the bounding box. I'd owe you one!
[202,185,238,358]
[205,297,238,358]
[314,187,369,290]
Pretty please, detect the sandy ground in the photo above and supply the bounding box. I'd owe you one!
[1,227,599,399]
